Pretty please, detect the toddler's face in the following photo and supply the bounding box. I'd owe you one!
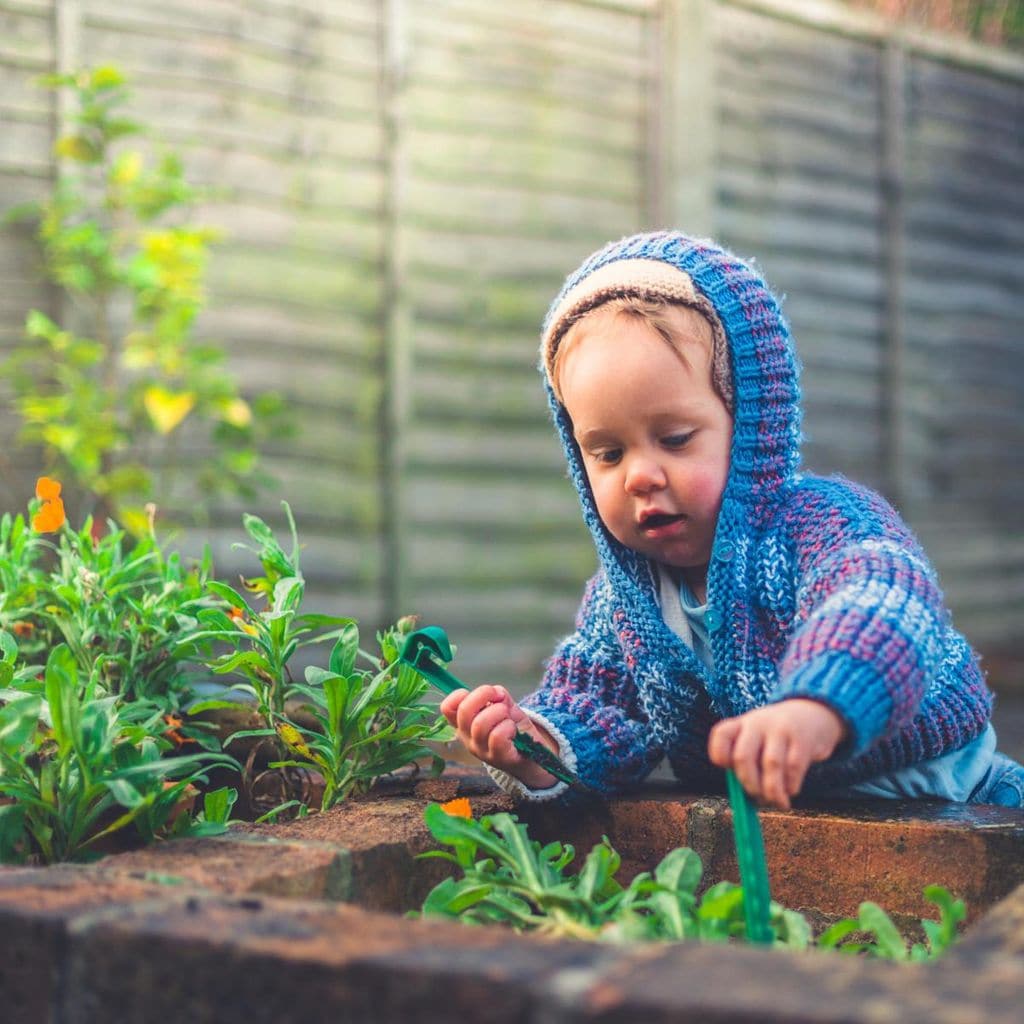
[559,312,733,591]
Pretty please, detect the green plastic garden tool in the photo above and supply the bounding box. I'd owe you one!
[398,626,584,788]
[725,767,773,944]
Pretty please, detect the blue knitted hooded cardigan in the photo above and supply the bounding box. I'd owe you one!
[519,230,992,796]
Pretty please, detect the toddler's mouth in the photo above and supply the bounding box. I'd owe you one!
[639,511,686,532]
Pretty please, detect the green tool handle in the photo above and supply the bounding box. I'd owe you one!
[725,768,773,944]
[510,731,579,787]
[407,656,465,697]
[400,633,582,788]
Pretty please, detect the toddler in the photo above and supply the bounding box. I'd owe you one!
[441,231,1024,809]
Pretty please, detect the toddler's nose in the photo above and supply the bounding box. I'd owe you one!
[624,456,667,495]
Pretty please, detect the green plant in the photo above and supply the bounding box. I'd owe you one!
[0,640,236,864]
[0,510,49,653]
[1,65,284,529]
[270,619,453,809]
[183,504,352,725]
[0,487,214,711]
[183,505,452,811]
[418,804,964,959]
[818,887,966,961]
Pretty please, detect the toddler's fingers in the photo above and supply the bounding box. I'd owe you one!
[707,718,741,768]
[759,732,791,810]
[468,700,515,753]
[439,689,469,723]
[785,744,811,799]
[730,726,765,800]
[453,685,509,734]
[485,716,522,764]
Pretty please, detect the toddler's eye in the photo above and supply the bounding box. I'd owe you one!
[662,432,694,449]
[592,448,622,466]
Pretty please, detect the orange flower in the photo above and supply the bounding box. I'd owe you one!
[162,714,188,747]
[439,797,472,819]
[11,621,35,637]
[227,606,258,637]
[32,477,66,533]
[35,477,61,501]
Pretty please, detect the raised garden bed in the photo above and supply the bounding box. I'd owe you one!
[1,766,1022,1024]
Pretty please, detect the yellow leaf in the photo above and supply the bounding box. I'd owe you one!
[90,65,126,90]
[54,134,97,162]
[121,333,156,369]
[144,387,195,435]
[222,398,252,428]
[120,506,151,536]
[111,151,142,186]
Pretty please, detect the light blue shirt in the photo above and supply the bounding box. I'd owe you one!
[677,577,712,671]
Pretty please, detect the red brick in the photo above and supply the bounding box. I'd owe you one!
[710,802,1024,923]
[0,866,175,1024]
[96,834,349,900]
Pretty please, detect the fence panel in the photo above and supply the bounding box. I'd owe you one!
[902,54,1024,646]
[0,0,1021,684]
[714,1,888,489]
[400,0,652,683]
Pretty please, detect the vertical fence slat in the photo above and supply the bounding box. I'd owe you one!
[654,0,716,235]
[380,0,413,623]
[880,36,907,510]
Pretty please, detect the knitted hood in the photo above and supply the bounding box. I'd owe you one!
[540,230,802,599]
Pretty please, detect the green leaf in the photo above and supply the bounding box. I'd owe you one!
[206,581,252,614]
[329,622,359,678]
[858,902,907,961]
[653,846,702,898]
[0,695,41,756]
[44,644,79,753]
[0,630,19,663]
[201,786,237,825]
[105,777,145,808]
[817,918,860,949]
[421,877,496,918]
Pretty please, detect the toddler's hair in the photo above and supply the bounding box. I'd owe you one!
[540,256,734,413]
[549,297,720,406]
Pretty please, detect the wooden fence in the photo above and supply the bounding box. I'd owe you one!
[1,0,1022,688]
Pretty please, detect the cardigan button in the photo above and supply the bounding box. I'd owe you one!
[716,540,735,562]
[705,607,723,632]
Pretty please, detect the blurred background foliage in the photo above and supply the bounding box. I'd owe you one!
[844,1,1024,50]
[3,67,287,533]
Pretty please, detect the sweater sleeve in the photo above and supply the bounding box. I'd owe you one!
[769,479,950,757]
[498,572,663,799]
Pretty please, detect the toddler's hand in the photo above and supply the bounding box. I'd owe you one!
[707,699,847,810]
[439,685,560,790]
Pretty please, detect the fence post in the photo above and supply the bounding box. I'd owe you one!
[649,0,716,234]
[53,0,81,130]
[49,0,82,326]
[379,0,412,624]
[880,34,907,511]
